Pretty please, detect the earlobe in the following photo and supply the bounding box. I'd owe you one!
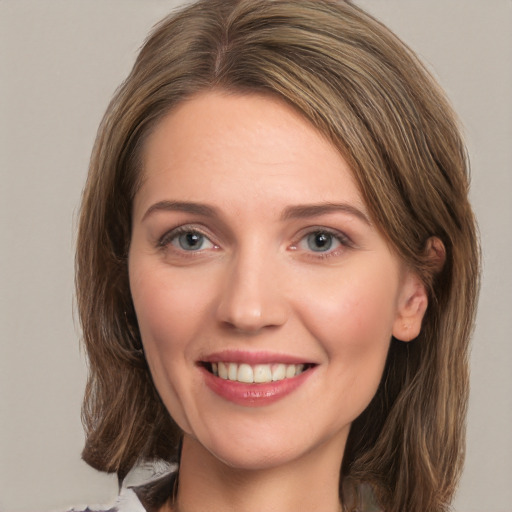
[392,272,428,342]
[392,237,445,342]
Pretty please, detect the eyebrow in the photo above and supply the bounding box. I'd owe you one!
[142,200,219,221]
[142,200,371,225]
[281,203,371,225]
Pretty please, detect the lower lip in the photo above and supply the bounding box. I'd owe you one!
[200,366,315,407]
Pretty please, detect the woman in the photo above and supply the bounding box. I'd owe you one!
[76,1,479,511]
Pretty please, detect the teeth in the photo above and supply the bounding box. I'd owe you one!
[272,363,286,381]
[209,362,308,383]
[238,363,253,383]
[285,364,296,378]
[228,362,238,381]
[254,364,272,383]
[218,362,228,379]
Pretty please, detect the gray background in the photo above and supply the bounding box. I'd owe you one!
[1,1,511,511]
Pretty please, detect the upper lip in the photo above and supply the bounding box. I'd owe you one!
[199,349,316,365]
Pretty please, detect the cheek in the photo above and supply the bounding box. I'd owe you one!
[130,264,211,354]
[299,268,399,348]
[129,264,215,433]
[295,265,399,406]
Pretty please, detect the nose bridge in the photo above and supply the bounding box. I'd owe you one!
[216,238,287,332]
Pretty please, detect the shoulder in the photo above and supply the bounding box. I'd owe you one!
[68,487,147,512]
[131,471,176,512]
[116,487,148,512]
[67,468,176,512]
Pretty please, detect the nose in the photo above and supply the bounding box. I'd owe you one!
[215,248,288,333]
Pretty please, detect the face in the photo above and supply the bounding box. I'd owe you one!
[129,91,427,471]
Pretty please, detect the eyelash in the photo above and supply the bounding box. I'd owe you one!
[290,228,353,260]
[158,225,217,254]
[157,225,353,259]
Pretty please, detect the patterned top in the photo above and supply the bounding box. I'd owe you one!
[71,471,383,512]
[69,472,176,512]
[69,489,144,512]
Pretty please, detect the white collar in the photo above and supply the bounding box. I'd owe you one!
[113,487,146,512]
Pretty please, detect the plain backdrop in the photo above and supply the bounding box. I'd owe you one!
[1,1,511,511]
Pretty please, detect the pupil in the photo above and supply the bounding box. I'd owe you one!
[180,232,202,250]
[308,232,332,251]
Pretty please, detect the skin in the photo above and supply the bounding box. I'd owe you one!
[128,91,428,512]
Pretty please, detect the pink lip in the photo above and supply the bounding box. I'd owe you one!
[200,364,316,407]
[201,349,313,365]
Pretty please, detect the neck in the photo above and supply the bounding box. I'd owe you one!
[172,433,346,512]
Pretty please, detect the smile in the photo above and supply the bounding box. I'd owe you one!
[206,362,311,384]
[198,351,317,406]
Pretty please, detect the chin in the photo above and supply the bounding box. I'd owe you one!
[208,443,304,472]
[183,418,349,474]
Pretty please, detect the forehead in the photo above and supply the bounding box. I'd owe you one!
[135,91,367,219]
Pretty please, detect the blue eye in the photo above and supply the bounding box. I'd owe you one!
[175,232,207,251]
[293,229,349,256]
[160,228,216,252]
[306,231,337,252]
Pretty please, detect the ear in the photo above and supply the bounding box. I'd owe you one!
[392,270,428,342]
[392,237,445,342]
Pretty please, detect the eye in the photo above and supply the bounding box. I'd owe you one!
[304,231,339,252]
[290,228,352,258]
[174,231,212,251]
[159,227,216,252]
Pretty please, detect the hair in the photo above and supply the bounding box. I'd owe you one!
[76,1,480,511]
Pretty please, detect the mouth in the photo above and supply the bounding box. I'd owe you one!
[199,352,318,406]
[200,361,316,384]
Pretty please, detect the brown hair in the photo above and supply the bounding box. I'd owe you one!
[76,1,480,510]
